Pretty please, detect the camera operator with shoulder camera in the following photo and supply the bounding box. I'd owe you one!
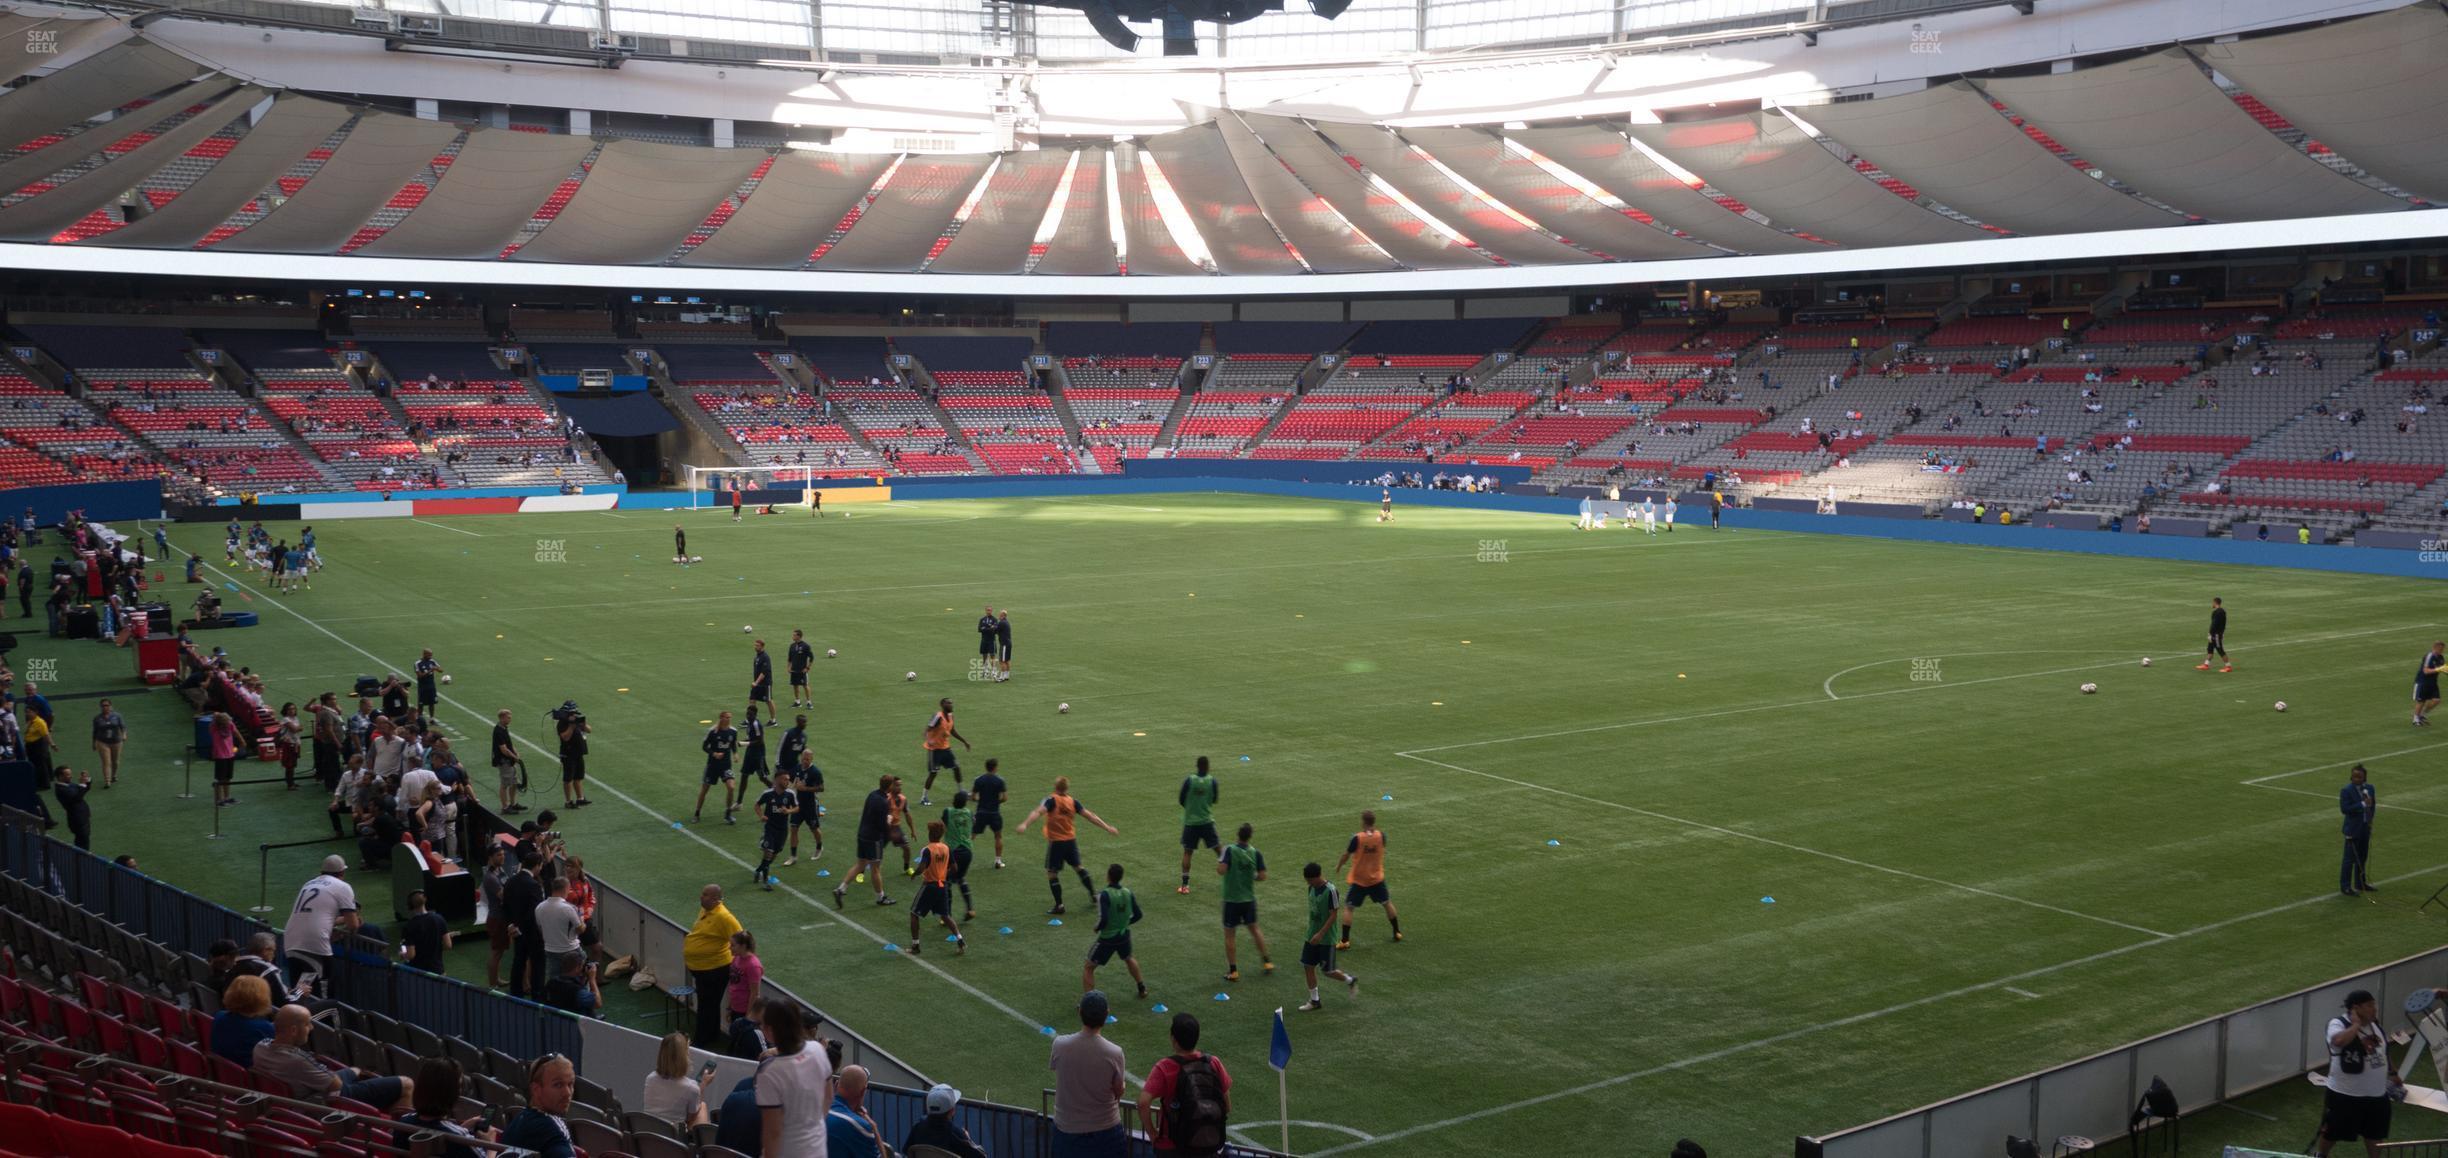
[551,701,591,809]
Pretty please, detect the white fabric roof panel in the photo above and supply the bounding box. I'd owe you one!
[926,150,1069,276]
[218,112,459,253]
[0,76,240,202]
[1628,111,1991,248]
[1112,143,1201,276]
[0,40,204,154]
[1140,124,1299,276]
[677,148,894,269]
[2198,5,2448,204]
[1507,124,1820,255]
[1242,113,1488,271]
[104,96,355,250]
[360,128,597,260]
[1317,121,1596,266]
[813,153,991,273]
[1216,112,1393,274]
[1028,145,1116,276]
[1801,81,2179,236]
[1977,49,2406,223]
[0,84,262,242]
[1399,126,1712,260]
[515,139,764,265]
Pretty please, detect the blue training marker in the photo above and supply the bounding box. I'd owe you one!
[1761,896,1775,904]
[1151,1004,1168,1013]
[1040,1026,1056,1036]
[882,943,900,952]
[816,869,831,877]
[998,926,1013,936]
[947,935,960,943]
[1047,918,1064,927]
[1238,755,1250,762]
[1212,993,1230,1002]
[670,822,684,830]
[1381,795,1393,801]
[1106,1015,1119,1025]
[1545,839,1561,847]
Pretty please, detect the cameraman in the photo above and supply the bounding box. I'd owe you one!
[552,701,592,809]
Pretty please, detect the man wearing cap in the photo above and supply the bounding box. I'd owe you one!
[1049,990,1127,1158]
[825,1064,885,1158]
[281,855,359,994]
[904,1082,988,1158]
[2318,988,2401,1155]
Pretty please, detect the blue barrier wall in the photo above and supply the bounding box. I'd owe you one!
[6,479,163,522]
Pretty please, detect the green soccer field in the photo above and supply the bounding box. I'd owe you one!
[52,493,2448,1155]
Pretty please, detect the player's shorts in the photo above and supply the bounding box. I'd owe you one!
[887,825,908,848]
[2207,632,2225,649]
[1299,941,1335,970]
[213,757,235,784]
[948,846,973,885]
[913,883,952,919]
[1088,933,1133,966]
[2417,679,2440,702]
[2323,1089,2392,1143]
[979,638,997,657]
[487,914,509,951]
[1345,882,1390,908]
[561,754,586,783]
[856,838,885,861]
[417,688,437,708]
[742,748,769,777]
[928,748,960,773]
[1045,839,1082,872]
[496,760,520,793]
[790,669,810,687]
[1180,823,1220,852]
[748,685,768,702]
[760,827,788,855]
[791,805,821,829]
[996,640,1011,662]
[1222,901,1258,929]
[976,811,1003,833]
[702,760,734,787]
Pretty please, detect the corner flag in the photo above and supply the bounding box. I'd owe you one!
[1271,1008,1293,1155]
[1270,1008,1292,1071]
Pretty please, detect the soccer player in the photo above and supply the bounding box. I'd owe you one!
[2415,641,2444,726]
[752,770,797,891]
[300,525,318,571]
[2199,597,2231,672]
[972,757,1009,870]
[1332,810,1402,949]
[994,610,1013,682]
[888,776,915,876]
[787,630,815,709]
[1084,863,1146,998]
[785,750,823,865]
[919,697,970,806]
[942,790,978,920]
[777,713,810,794]
[1017,774,1120,915]
[1576,496,1595,531]
[749,639,776,719]
[673,525,689,565]
[731,485,743,523]
[1709,489,1723,530]
[693,710,740,825]
[1296,862,1358,1013]
[740,705,770,788]
[413,649,446,717]
[833,774,897,909]
[1176,756,1221,895]
[224,520,240,565]
[810,489,824,518]
[1217,822,1272,982]
[1663,497,1677,532]
[975,606,999,679]
[1641,497,1659,536]
[1379,488,1393,522]
[907,820,964,956]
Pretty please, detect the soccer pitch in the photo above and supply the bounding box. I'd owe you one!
[98,494,2448,1155]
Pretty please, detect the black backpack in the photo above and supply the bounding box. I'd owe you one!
[1167,1054,1227,1155]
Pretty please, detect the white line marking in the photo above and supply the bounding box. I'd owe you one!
[1398,752,2170,938]
[2249,782,2448,820]
[601,512,631,519]
[409,518,485,538]
[1822,650,2129,700]
[2003,987,2042,1000]
[2242,741,2448,785]
[1230,1121,1376,1146]
[1314,858,2448,1156]
[1410,624,2426,755]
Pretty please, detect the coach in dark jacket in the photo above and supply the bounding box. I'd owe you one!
[2342,764,2376,895]
[51,766,92,849]
[502,850,547,998]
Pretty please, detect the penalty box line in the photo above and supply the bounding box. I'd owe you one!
[1313,855,2448,1156]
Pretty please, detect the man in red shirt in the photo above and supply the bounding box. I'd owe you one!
[1138,1012,1230,1155]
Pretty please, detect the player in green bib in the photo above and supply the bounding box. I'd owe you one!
[1177,756,1221,895]
[1084,862,1148,999]
[1216,822,1273,981]
[942,791,977,920]
[1298,861,1358,1012]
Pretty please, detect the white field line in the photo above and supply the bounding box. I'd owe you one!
[1313,857,2448,1156]
[2249,782,2448,820]
[2002,987,2042,1000]
[2241,740,2448,785]
[1820,649,2130,700]
[408,518,485,538]
[1397,752,2170,938]
[1407,623,2426,755]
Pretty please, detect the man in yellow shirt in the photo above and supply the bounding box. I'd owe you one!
[684,884,742,1048]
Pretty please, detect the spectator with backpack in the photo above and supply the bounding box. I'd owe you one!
[903,1083,990,1158]
[1138,1012,1229,1157]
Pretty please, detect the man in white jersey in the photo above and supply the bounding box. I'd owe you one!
[2316,989,2401,1155]
[282,855,359,994]
[1641,498,1658,536]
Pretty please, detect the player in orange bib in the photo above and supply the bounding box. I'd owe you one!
[919,697,971,807]
[1016,774,1120,916]
[906,820,964,956]
[1331,809,1402,950]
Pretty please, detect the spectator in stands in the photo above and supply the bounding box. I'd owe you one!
[727,995,772,1059]
[1139,1012,1228,1157]
[396,888,452,974]
[686,883,744,1048]
[1050,990,1128,1157]
[906,1083,990,1158]
[715,1072,764,1155]
[541,950,597,1016]
[504,848,547,999]
[539,875,585,963]
[502,1053,579,1158]
[49,765,90,850]
[643,1031,714,1128]
[396,1058,496,1158]
[283,854,359,993]
[758,1001,834,1158]
[209,974,276,1067]
[254,1004,413,1109]
[827,1064,887,1158]
[728,929,764,1025]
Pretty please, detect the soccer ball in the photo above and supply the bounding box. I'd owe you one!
[905,671,917,682]
[742,625,753,633]
[825,648,837,658]
[2140,657,2152,668]
[439,674,453,685]
[2275,701,2289,712]
[691,555,704,563]
[1058,702,1070,714]
[2080,683,2098,694]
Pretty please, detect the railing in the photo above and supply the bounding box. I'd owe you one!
[0,806,264,958]
[1799,944,2448,1157]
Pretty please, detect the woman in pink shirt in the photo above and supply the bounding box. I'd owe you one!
[725,930,761,1020]
[209,711,239,808]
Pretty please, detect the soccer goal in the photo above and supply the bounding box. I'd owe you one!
[679,463,868,509]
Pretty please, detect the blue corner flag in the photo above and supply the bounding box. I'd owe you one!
[1269,1007,1292,1072]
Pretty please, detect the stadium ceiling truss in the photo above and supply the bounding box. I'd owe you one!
[2,3,2447,289]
